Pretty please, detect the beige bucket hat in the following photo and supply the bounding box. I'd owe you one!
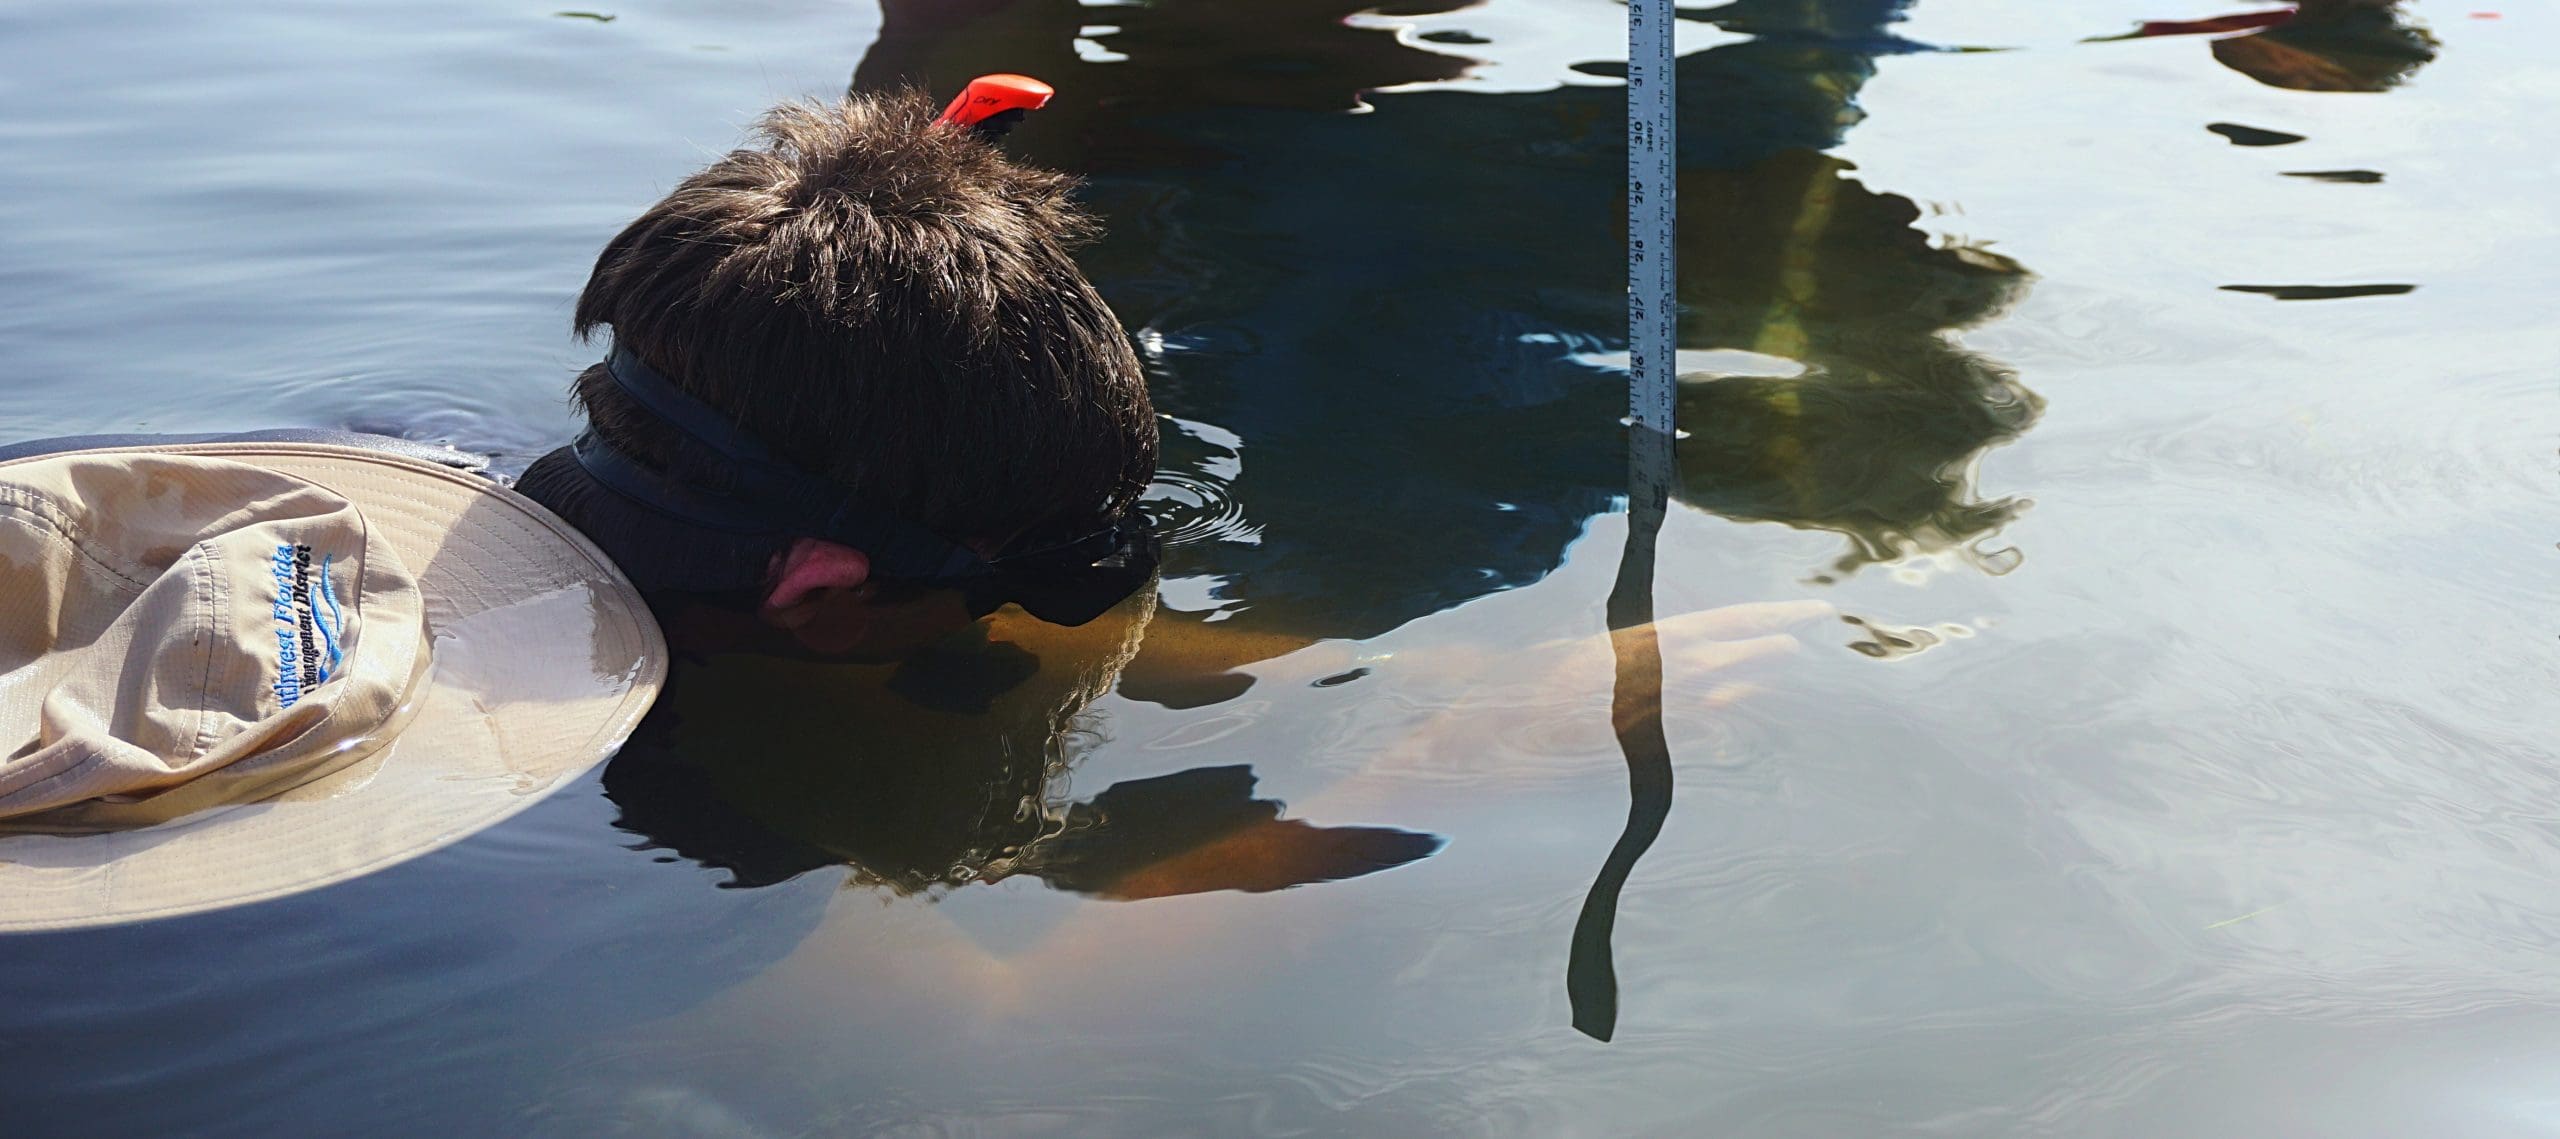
[0,442,665,931]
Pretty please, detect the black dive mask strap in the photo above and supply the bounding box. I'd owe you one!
[572,346,991,582]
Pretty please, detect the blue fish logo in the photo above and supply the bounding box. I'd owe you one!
[310,556,345,682]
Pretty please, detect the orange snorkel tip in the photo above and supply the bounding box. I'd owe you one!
[936,73,1055,139]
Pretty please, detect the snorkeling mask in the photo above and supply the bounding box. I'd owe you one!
[570,345,1159,628]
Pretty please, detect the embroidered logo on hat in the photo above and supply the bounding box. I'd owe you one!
[269,543,345,708]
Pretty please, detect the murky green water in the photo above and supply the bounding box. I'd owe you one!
[5,1,2558,1135]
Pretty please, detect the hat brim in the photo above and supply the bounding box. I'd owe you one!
[0,443,666,932]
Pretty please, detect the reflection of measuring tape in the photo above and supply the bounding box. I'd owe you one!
[1626,0,1676,435]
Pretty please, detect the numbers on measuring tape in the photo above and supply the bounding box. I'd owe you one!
[1625,0,1676,435]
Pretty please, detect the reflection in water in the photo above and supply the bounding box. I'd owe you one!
[861,0,1476,119]
[1842,612,1973,660]
[2221,283,2417,300]
[606,599,1439,900]
[2088,9,2299,41]
[857,0,2048,1037]
[1675,150,2038,577]
[1565,0,2041,1034]
[1569,428,1679,1042]
[2213,0,2439,93]
[861,0,1622,667]
[2209,122,2309,146]
[858,0,2043,661]
[1647,2,2043,579]
[2097,0,2440,93]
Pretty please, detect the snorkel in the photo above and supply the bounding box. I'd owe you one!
[936,73,1054,140]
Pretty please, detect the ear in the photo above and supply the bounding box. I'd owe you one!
[763,538,871,612]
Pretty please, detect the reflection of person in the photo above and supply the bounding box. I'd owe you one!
[2217,0,2439,92]
[608,594,1442,900]
[605,588,1831,1048]
[2099,0,2440,93]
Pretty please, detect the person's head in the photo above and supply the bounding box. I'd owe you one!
[517,90,1157,659]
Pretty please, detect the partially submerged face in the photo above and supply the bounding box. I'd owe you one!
[756,575,986,662]
[517,90,1162,655]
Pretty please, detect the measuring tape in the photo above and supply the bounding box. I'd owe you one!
[1626,0,1676,435]
[1569,0,1681,1044]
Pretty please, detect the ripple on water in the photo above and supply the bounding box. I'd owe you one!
[1144,468,1260,549]
[1144,414,1262,550]
[258,360,582,461]
[1961,281,2266,374]
[1841,613,1976,660]
[2063,683,2560,988]
[2084,366,2554,526]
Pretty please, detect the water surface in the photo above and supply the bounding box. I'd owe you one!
[3,0,2558,1135]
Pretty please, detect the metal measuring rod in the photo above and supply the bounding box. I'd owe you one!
[1571,0,1679,1044]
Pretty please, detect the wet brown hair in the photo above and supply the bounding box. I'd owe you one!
[522,91,1155,591]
